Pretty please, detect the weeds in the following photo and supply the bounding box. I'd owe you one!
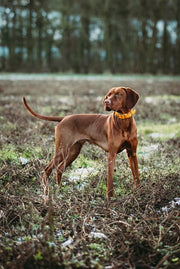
[0,76,180,268]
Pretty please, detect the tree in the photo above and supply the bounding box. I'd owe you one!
[0,0,179,73]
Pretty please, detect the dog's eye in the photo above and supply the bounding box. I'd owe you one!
[116,93,122,97]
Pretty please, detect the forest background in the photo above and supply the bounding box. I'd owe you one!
[0,0,180,75]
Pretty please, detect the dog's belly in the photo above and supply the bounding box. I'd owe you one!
[93,139,109,152]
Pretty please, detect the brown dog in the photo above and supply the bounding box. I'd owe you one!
[23,87,140,199]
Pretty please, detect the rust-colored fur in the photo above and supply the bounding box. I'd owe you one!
[23,87,140,199]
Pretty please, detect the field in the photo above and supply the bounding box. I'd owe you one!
[0,74,180,269]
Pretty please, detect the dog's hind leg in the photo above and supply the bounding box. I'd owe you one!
[56,142,83,185]
[42,148,62,186]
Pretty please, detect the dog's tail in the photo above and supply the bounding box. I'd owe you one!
[23,97,64,122]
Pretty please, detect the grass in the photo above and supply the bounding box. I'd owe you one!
[139,122,180,140]
[0,75,180,268]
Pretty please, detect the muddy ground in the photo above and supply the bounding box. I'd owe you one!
[0,75,180,268]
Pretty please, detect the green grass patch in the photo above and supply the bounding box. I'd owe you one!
[0,120,16,132]
[0,144,44,164]
[71,154,98,169]
[139,122,180,140]
[0,144,18,163]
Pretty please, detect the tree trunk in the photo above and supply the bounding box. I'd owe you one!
[27,0,34,69]
[149,20,158,74]
[81,15,90,73]
[174,0,180,74]
[61,13,71,71]
[37,11,43,69]
[162,20,170,74]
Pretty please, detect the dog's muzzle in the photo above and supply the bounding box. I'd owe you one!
[104,99,111,111]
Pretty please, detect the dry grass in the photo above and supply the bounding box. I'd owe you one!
[0,75,180,268]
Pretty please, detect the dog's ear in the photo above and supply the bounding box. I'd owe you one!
[124,87,139,109]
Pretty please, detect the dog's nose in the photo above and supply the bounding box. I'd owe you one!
[105,99,111,105]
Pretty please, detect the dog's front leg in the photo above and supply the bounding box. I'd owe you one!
[107,152,116,200]
[126,148,140,189]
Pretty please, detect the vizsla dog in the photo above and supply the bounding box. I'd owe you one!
[23,87,140,199]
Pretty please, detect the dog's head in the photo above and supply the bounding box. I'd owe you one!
[103,87,139,113]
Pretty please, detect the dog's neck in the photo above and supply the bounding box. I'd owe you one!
[115,109,136,119]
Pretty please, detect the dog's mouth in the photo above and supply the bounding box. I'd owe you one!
[104,103,112,111]
[105,106,112,111]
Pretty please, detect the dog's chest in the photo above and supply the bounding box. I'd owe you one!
[111,129,130,151]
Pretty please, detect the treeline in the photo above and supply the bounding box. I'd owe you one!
[0,0,180,74]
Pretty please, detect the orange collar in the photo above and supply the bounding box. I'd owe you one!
[115,109,136,119]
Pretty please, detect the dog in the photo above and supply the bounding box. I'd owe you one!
[23,87,140,199]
